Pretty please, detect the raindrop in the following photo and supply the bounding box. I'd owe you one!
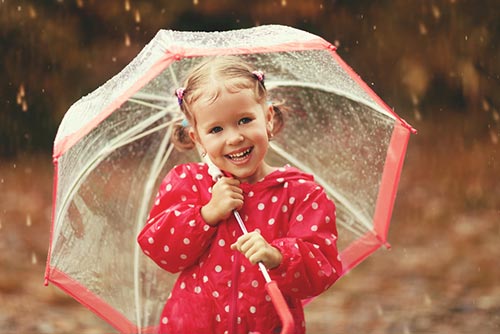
[28,5,37,18]
[31,252,38,265]
[134,9,141,23]
[26,214,32,227]
[124,33,131,47]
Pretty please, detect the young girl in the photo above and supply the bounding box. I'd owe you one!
[137,56,342,334]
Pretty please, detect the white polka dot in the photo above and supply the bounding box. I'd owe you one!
[326,216,331,223]
[296,214,303,222]
[258,203,265,210]
[250,306,256,314]
[248,191,254,197]
[196,174,203,180]
[239,291,243,299]
[325,239,332,246]
[181,195,187,202]
[216,314,221,322]
[225,305,230,313]
[155,198,160,205]
[251,280,259,287]
[213,291,220,298]
[166,184,172,191]
[311,225,318,232]
[194,286,201,294]
[160,260,167,265]
[265,295,271,302]
[215,265,222,273]
[170,227,175,234]
[180,254,187,260]
[162,317,168,324]
[188,220,196,227]
[192,185,198,192]
[180,173,186,179]
[183,238,190,245]
[163,245,169,252]
[277,177,284,183]
[203,225,210,231]
[240,266,245,273]
[289,197,296,204]
[148,237,154,244]
[203,276,209,283]
[298,179,306,183]
[174,210,181,217]
[312,202,319,210]
[271,196,278,203]
[144,250,150,256]
[282,205,288,212]
[284,182,289,188]
[218,239,226,247]
[180,282,186,289]
[268,218,275,225]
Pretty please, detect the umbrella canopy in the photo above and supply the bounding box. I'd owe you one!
[45,25,414,333]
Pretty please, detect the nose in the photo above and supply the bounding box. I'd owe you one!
[226,128,244,145]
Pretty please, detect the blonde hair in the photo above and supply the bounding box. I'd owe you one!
[172,56,285,151]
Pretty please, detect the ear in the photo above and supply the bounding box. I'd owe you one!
[189,127,207,155]
[266,104,275,135]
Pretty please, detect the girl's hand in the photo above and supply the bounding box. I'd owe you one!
[231,231,283,269]
[201,177,243,226]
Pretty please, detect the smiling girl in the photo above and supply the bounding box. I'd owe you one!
[137,56,342,334]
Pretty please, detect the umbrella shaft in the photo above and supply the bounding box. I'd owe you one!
[233,210,272,283]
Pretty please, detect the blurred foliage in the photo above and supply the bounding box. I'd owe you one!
[1,0,499,156]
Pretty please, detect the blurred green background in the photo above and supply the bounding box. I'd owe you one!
[1,1,499,333]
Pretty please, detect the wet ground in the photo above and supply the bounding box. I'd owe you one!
[1,112,499,333]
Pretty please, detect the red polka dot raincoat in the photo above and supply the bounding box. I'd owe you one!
[138,163,342,334]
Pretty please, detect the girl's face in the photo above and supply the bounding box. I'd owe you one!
[189,88,274,184]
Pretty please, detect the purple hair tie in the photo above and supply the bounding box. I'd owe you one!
[175,87,185,105]
[252,70,265,83]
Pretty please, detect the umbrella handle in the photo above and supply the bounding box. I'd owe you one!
[203,155,295,334]
[266,281,295,334]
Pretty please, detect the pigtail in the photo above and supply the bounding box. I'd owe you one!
[171,122,196,151]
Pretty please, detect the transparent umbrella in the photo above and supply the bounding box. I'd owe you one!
[44,25,415,333]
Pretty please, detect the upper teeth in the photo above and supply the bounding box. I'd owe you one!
[228,148,251,159]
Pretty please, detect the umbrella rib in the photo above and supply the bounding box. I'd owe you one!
[268,142,374,233]
[53,111,174,250]
[267,80,395,120]
[133,123,175,333]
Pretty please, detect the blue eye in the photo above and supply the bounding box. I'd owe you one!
[209,126,223,134]
[239,117,252,125]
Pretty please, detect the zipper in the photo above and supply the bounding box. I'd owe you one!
[228,251,241,334]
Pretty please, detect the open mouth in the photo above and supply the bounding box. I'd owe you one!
[226,147,253,161]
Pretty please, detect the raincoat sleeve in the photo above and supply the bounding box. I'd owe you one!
[137,164,217,273]
[269,185,342,299]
